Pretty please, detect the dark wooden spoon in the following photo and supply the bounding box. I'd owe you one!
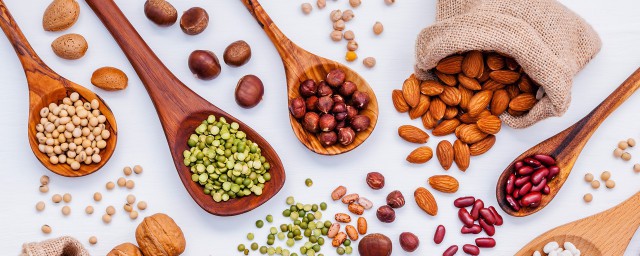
[0,0,117,177]
[85,0,285,216]
[241,0,379,155]
[496,68,640,217]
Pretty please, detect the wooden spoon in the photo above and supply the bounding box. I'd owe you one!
[0,1,117,177]
[85,0,285,216]
[496,68,640,217]
[241,0,379,155]
[516,191,640,256]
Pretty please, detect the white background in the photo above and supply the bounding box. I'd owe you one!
[0,0,639,255]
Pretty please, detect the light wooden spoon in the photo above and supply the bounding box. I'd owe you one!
[516,191,640,256]
[241,0,379,155]
[496,68,640,217]
[0,0,117,177]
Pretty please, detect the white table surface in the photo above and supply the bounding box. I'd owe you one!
[1,0,640,255]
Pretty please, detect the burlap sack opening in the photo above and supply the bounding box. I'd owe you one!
[415,0,602,128]
[20,236,90,256]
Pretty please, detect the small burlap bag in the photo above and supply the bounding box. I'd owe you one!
[415,0,602,128]
[20,236,90,256]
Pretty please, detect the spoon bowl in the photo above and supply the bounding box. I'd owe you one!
[0,1,117,177]
[518,235,601,256]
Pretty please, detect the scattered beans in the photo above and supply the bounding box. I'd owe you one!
[125,180,135,189]
[106,206,116,215]
[600,171,611,181]
[347,40,358,51]
[52,194,62,203]
[63,193,72,203]
[85,206,94,214]
[301,3,313,14]
[476,238,496,248]
[102,214,112,223]
[591,180,600,189]
[622,152,632,161]
[434,225,445,244]
[634,163,640,173]
[130,210,139,220]
[123,166,133,176]
[39,185,49,193]
[93,192,102,202]
[463,244,480,255]
[443,245,459,256]
[305,178,314,187]
[342,10,354,22]
[40,175,50,185]
[454,196,475,208]
[343,30,355,41]
[124,204,133,212]
[334,20,346,31]
[373,22,384,35]
[127,194,136,204]
[106,181,115,190]
[345,51,357,62]
[330,30,343,41]
[36,201,45,211]
[363,57,376,68]
[349,0,361,8]
[618,141,629,150]
[384,0,395,5]
[505,155,557,211]
[584,173,594,182]
[629,138,637,147]
[605,180,615,189]
[88,236,98,245]
[330,10,342,22]
[317,0,326,9]
[62,206,71,216]
[133,165,143,174]
[117,177,126,187]
[357,197,373,209]
[331,186,347,200]
[583,193,593,203]
[614,148,624,157]
[41,224,52,234]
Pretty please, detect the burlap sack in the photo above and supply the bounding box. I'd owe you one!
[415,0,602,128]
[20,236,90,256]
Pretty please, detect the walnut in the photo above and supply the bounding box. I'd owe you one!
[135,213,186,256]
[107,243,143,256]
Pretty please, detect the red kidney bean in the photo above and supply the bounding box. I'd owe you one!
[443,245,459,256]
[547,166,560,180]
[534,154,556,166]
[517,165,534,176]
[543,185,550,195]
[512,189,520,199]
[506,174,516,194]
[518,182,532,196]
[479,219,495,236]
[506,195,520,211]
[531,167,549,185]
[479,208,495,225]
[531,178,547,192]
[461,225,482,234]
[454,196,476,208]
[514,161,524,170]
[488,206,503,226]
[475,238,496,248]
[523,157,542,167]
[470,200,484,220]
[514,176,530,187]
[458,208,475,228]
[463,244,480,255]
[434,225,445,244]
[520,192,542,208]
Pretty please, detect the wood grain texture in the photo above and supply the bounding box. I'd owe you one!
[516,191,640,256]
[0,0,117,177]
[241,0,378,155]
[85,0,284,216]
[496,68,640,217]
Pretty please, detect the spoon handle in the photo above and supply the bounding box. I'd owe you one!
[240,0,297,61]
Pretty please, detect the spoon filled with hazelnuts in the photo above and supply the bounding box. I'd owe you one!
[241,0,379,155]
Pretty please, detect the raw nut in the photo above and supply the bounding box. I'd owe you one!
[458,124,488,144]
[483,79,505,91]
[51,33,88,60]
[490,89,510,116]
[486,54,505,70]
[135,213,186,256]
[398,125,429,144]
[341,193,359,204]
[348,203,365,215]
[376,205,395,223]
[373,21,384,35]
[188,50,221,80]
[509,93,537,112]
[468,90,493,117]
[490,70,521,84]
[440,86,462,106]
[363,57,376,68]
[144,0,178,27]
[358,233,392,256]
[332,232,348,247]
[458,74,482,91]
[357,217,368,234]
[428,175,459,193]
[331,186,347,200]
[444,107,459,119]
[335,213,352,223]
[399,232,420,252]
[402,75,421,108]
[414,187,438,216]
[453,140,470,171]
[436,140,454,170]
[421,112,438,130]
[459,86,474,110]
[366,172,385,190]
[43,0,80,31]
[406,146,433,164]
[409,95,430,119]
[223,40,252,67]
[432,119,461,136]
[180,7,209,35]
[235,75,264,108]
[107,242,143,256]
[476,115,502,134]
[386,190,405,208]
[91,67,128,91]
[436,55,463,75]
[392,90,410,113]
[346,225,359,241]
[429,98,447,120]
[420,80,445,96]
[462,51,484,78]
[470,135,496,156]
[436,70,457,86]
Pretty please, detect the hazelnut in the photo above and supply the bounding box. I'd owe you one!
[318,131,338,146]
[305,96,319,111]
[335,112,348,122]
[223,40,252,67]
[317,96,334,114]
[350,115,370,132]
[303,112,320,133]
[338,81,358,96]
[346,105,358,120]
[317,81,333,97]
[376,205,395,223]
[338,127,355,146]
[366,172,385,190]
[188,50,221,80]
[332,94,345,104]
[180,7,209,35]
[359,233,392,256]
[144,0,178,27]
[399,232,419,252]
[235,75,264,108]
[299,79,318,97]
[336,120,347,129]
[319,114,337,132]
[326,69,346,87]
[386,190,405,208]
[289,97,306,119]
[332,102,347,114]
[352,91,370,109]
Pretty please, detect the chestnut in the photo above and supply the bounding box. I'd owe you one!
[351,115,370,132]
[289,97,306,119]
[338,81,357,96]
[326,69,346,87]
[346,105,358,120]
[359,233,393,256]
[316,96,334,114]
[318,131,338,146]
[144,0,178,27]
[317,81,333,97]
[188,50,221,80]
[223,40,252,67]
[299,79,317,97]
[302,112,320,133]
[319,114,337,132]
[332,94,345,104]
[180,7,209,35]
[332,102,347,114]
[235,75,264,108]
[335,112,348,121]
[305,96,319,111]
[352,91,370,109]
[338,127,355,146]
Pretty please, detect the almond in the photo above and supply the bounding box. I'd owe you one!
[470,135,496,156]
[477,65,490,82]
[509,93,537,112]
[402,75,421,108]
[436,140,454,170]
[398,125,429,144]
[429,97,446,120]
[458,86,473,111]
[436,55,463,75]
[518,75,535,93]
[443,107,458,120]
[482,80,505,91]
[409,95,430,119]
[392,89,410,113]
[490,89,510,116]
[440,86,461,106]
[458,74,482,91]
[468,90,493,117]
[428,175,459,193]
[506,85,520,99]
[406,146,433,164]
[435,70,457,86]
[91,67,128,91]
[458,124,488,144]
[453,140,470,171]
[421,112,438,130]
[462,50,483,78]
[486,54,505,70]
[43,0,80,32]
[459,110,490,124]
[490,70,520,84]
[505,57,520,70]
[508,108,526,117]
[420,80,445,96]
[476,115,501,134]
[414,187,438,216]
[432,119,461,136]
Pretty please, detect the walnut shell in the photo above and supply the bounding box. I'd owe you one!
[135,213,186,256]
[107,243,143,256]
